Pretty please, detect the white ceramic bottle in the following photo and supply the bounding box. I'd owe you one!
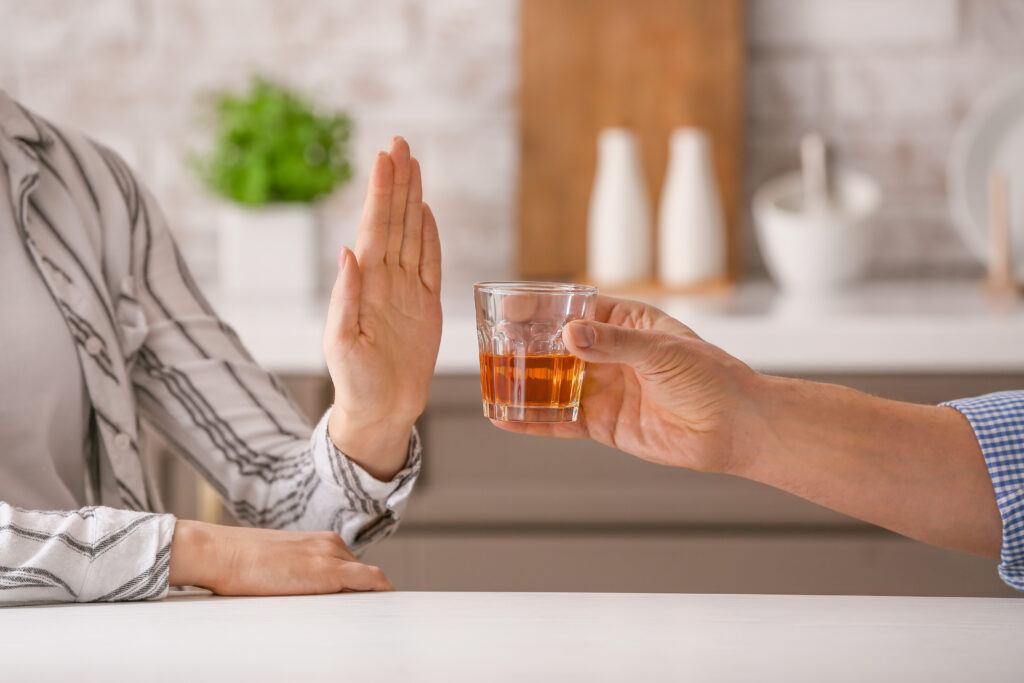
[587,127,653,287]
[657,127,726,288]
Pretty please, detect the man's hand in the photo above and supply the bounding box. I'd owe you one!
[323,137,442,481]
[491,295,757,474]
[490,295,1000,558]
[168,520,393,594]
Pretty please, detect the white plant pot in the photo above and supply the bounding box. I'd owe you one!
[218,203,318,300]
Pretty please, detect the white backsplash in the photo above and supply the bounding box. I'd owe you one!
[3,0,1022,288]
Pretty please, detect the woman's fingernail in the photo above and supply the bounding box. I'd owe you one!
[566,322,595,349]
[338,247,349,271]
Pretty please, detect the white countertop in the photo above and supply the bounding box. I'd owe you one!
[5,591,1022,682]
[211,280,1024,375]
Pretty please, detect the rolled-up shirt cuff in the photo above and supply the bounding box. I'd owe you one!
[310,407,422,520]
[942,390,1024,590]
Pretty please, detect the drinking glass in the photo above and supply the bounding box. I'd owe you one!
[474,281,598,422]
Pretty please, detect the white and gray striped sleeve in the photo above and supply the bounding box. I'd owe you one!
[0,502,175,605]
[102,148,420,553]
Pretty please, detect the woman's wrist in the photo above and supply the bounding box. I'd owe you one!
[327,406,415,482]
[168,519,218,589]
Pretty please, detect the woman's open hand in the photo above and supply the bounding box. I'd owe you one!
[490,296,756,474]
[168,520,393,595]
[323,138,442,481]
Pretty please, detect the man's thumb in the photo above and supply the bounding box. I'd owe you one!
[562,320,674,373]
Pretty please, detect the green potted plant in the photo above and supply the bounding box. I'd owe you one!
[194,77,353,299]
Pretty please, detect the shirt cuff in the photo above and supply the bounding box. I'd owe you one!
[77,508,177,602]
[310,407,422,517]
[942,390,1024,591]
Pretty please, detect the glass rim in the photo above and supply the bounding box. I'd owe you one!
[473,281,598,295]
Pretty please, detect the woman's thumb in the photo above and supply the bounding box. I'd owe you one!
[562,320,675,373]
[324,247,361,349]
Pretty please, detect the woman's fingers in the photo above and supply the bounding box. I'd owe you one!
[354,152,394,265]
[354,138,434,281]
[323,247,362,351]
[386,137,412,264]
[419,203,442,295]
[399,158,424,271]
[335,561,395,592]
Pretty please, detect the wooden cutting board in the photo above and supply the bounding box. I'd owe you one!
[518,0,745,285]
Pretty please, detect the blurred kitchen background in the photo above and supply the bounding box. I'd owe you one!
[4,0,1023,596]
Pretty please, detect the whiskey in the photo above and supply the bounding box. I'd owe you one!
[474,281,598,423]
[479,352,586,422]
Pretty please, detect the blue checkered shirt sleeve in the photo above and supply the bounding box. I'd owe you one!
[942,391,1024,590]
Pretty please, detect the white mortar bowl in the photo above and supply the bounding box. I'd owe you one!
[753,170,881,293]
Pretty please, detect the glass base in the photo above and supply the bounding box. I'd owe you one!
[482,401,580,423]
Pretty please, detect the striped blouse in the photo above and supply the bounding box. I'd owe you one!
[0,91,421,605]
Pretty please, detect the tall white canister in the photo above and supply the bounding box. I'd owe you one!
[657,127,726,288]
[587,127,653,287]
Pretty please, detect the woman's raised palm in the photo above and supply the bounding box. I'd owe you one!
[322,138,442,478]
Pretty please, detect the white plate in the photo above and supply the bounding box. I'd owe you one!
[948,73,1024,280]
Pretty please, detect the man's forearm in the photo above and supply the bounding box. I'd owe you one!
[734,374,1001,557]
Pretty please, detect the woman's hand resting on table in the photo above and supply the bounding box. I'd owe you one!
[169,521,393,595]
[323,137,443,481]
[491,295,758,474]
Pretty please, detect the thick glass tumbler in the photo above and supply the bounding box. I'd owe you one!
[474,282,598,422]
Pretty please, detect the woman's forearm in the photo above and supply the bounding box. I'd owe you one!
[735,374,1002,557]
[0,502,175,604]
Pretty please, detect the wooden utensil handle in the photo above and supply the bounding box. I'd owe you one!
[987,170,1016,293]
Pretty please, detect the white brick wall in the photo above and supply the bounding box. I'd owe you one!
[2,0,1022,285]
[0,0,143,60]
[963,0,1024,51]
[147,0,415,57]
[748,57,822,122]
[1,0,517,293]
[750,0,959,48]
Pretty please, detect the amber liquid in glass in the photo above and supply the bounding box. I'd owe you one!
[479,352,585,411]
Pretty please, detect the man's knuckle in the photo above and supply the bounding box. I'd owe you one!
[643,335,683,373]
